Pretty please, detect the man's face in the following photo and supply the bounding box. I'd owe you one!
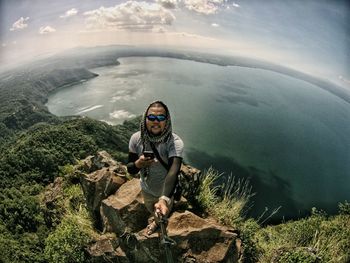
[146,106,167,135]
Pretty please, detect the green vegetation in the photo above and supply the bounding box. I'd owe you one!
[0,116,138,188]
[0,105,139,262]
[196,169,350,262]
[44,204,93,263]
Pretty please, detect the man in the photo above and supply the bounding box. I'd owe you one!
[127,101,184,235]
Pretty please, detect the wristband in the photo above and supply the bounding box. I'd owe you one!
[159,195,171,206]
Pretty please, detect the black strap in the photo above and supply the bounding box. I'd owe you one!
[150,142,170,171]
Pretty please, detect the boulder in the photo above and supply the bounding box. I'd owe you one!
[79,153,128,230]
[137,210,241,263]
[101,178,149,235]
[79,150,119,173]
[179,164,201,201]
[87,234,131,263]
[43,176,64,206]
[42,176,65,227]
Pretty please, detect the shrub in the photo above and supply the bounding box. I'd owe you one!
[239,219,262,263]
[338,201,350,215]
[0,185,45,234]
[276,248,319,263]
[44,214,92,263]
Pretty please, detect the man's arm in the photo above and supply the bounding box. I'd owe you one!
[161,157,182,197]
[127,152,140,175]
[155,157,182,216]
[127,152,155,175]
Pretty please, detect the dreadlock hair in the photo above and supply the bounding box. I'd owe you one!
[140,101,172,146]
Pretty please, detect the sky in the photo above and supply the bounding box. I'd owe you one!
[0,0,349,87]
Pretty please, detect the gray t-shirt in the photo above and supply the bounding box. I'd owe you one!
[129,131,184,197]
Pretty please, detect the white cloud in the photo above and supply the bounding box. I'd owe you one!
[183,0,224,15]
[211,23,219,27]
[60,8,78,18]
[110,90,137,102]
[156,0,177,9]
[39,26,56,34]
[10,17,29,31]
[84,1,175,31]
[2,43,7,47]
[232,2,240,8]
[109,110,136,119]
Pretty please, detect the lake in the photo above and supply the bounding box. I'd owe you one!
[47,56,350,220]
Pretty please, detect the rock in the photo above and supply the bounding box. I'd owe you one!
[79,151,118,173]
[179,164,201,200]
[180,164,201,179]
[42,177,65,227]
[43,177,64,206]
[101,178,149,235]
[87,234,131,263]
[79,152,127,230]
[137,210,240,263]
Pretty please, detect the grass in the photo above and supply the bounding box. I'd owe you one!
[197,167,254,226]
[254,211,350,263]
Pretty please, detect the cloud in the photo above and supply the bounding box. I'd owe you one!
[232,2,240,8]
[109,110,136,119]
[183,0,224,15]
[60,8,78,18]
[156,0,177,9]
[84,1,175,31]
[110,89,138,102]
[39,26,56,34]
[9,17,29,31]
[211,23,219,27]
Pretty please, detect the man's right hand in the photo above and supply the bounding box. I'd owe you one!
[135,155,155,169]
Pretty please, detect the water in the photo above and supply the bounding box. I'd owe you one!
[47,57,350,219]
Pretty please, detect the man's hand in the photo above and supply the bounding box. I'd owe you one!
[135,155,155,169]
[154,199,169,217]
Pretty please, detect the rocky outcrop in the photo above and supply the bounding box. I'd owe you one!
[77,151,242,262]
[137,211,241,262]
[78,151,127,230]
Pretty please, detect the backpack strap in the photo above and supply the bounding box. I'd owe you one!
[150,142,170,171]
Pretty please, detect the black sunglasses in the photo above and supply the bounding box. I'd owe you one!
[146,114,167,122]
